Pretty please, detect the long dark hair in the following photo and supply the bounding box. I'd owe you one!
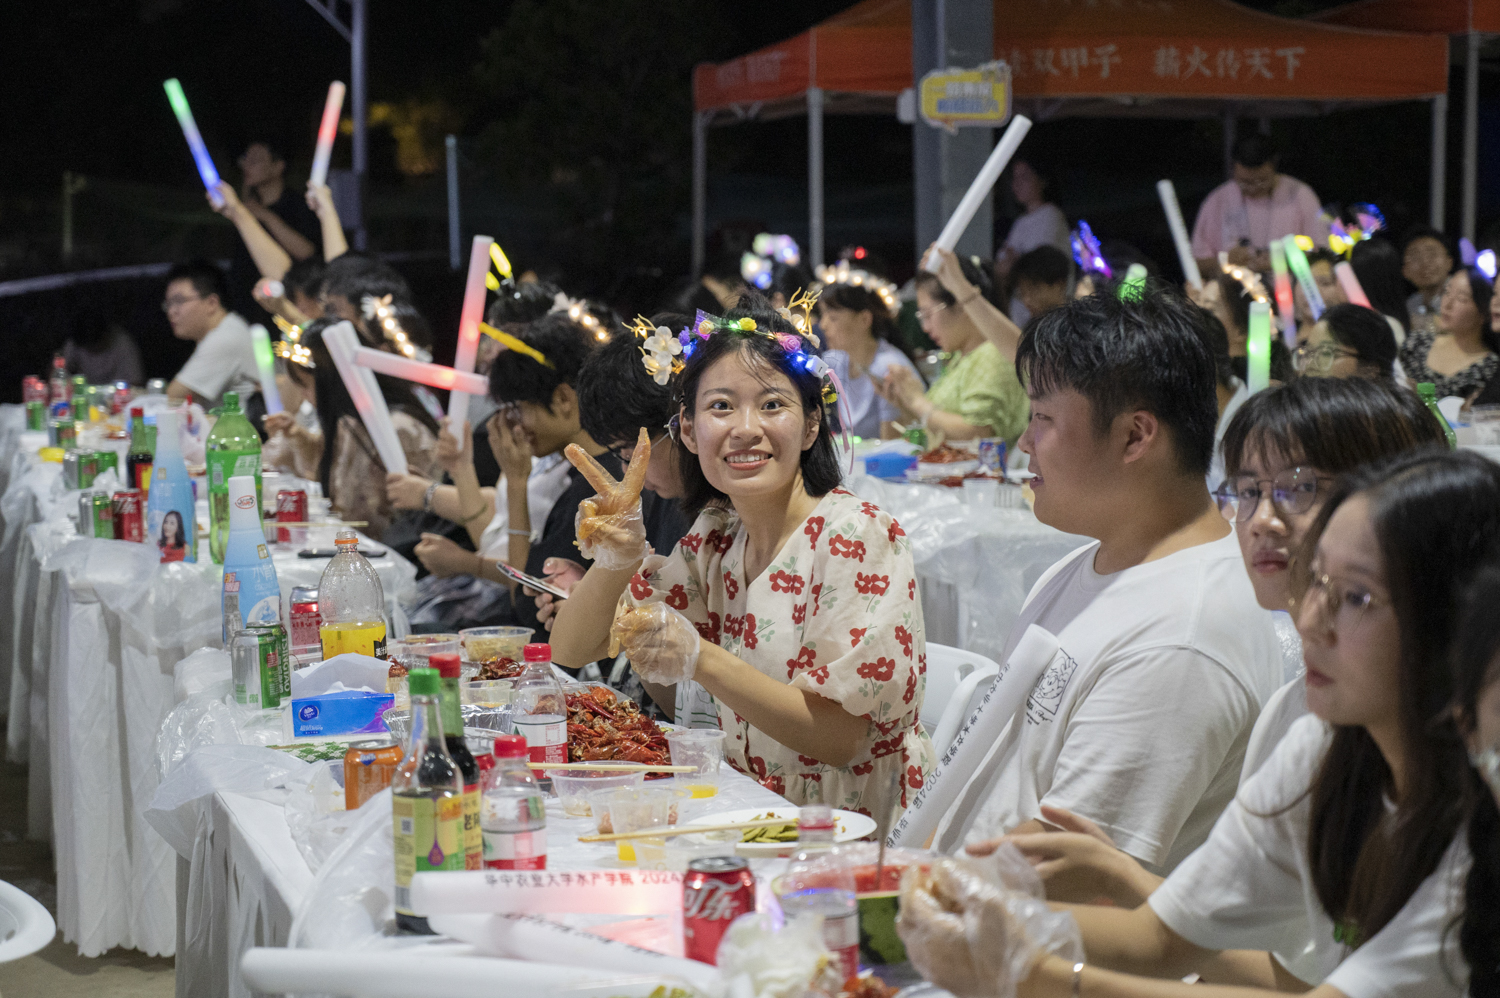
[673,292,843,518]
[1320,303,1399,380]
[1350,238,1411,332]
[1451,268,1500,355]
[290,319,441,497]
[818,283,902,345]
[1451,565,1500,998]
[1297,450,1500,948]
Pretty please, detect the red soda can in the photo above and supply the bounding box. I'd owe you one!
[112,489,144,543]
[275,489,308,543]
[683,856,756,965]
[288,586,321,664]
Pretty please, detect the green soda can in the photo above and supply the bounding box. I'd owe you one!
[248,621,291,701]
[94,450,119,480]
[78,490,116,538]
[25,401,44,431]
[232,626,284,709]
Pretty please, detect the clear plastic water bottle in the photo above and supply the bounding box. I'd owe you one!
[776,805,859,982]
[481,734,546,869]
[511,643,567,790]
[317,530,387,658]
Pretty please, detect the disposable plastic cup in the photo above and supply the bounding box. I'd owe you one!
[551,770,643,817]
[665,729,725,798]
[606,787,675,863]
[459,626,534,664]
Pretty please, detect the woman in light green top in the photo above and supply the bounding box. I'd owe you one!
[876,255,1028,445]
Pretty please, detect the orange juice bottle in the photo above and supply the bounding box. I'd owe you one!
[316,531,387,659]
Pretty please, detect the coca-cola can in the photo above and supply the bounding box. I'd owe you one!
[288,586,321,665]
[683,856,755,965]
[112,489,144,543]
[276,489,308,544]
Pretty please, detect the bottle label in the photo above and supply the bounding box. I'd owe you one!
[208,450,262,488]
[513,717,567,776]
[483,828,547,869]
[463,784,482,870]
[393,794,464,916]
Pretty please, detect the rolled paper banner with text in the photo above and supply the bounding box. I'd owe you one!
[1269,240,1297,345]
[1282,236,1326,321]
[1155,179,1202,290]
[1247,300,1272,394]
[162,78,222,206]
[353,344,487,396]
[923,115,1033,273]
[322,321,408,475]
[1333,261,1371,308]
[410,869,684,916]
[249,325,283,415]
[449,235,495,430]
[309,81,346,188]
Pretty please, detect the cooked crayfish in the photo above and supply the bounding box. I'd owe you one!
[565,686,671,773]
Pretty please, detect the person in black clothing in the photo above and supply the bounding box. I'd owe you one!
[227,139,322,323]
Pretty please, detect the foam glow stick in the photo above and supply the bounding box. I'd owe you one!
[1334,261,1371,308]
[1247,300,1272,394]
[1269,241,1296,345]
[309,81,346,188]
[924,115,1033,273]
[1155,179,1202,290]
[449,235,495,430]
[248,324,283,415]
[323,321,408,475]
[163,78,223,206]
[240,949,628,998]
[1282,236,1326,320]
[353,344,488,395]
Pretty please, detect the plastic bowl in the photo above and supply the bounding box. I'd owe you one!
[552,770,645,817]
[459,626,534,665]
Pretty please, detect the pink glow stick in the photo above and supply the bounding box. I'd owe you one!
[323,321,408,475]
[353,345,488,396]
[448,235,494,429]
[1334,261,1371,308]
[309,81,346,188]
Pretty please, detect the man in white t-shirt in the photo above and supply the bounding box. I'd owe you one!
[163,259,261,409]
[933,289,1283,882]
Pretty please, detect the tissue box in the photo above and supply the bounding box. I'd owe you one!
[289,690,395,738]
[864,452,917,479]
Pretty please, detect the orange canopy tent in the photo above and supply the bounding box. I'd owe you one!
[690,0,1449,270]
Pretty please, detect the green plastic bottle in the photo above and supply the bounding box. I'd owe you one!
[206,392,263,563]
[1415,382,1458,450]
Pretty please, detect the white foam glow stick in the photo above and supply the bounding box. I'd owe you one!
[449,235,495,430]
[923,115,1033,273]
[248,324,283,415]
[1334,261,1371,308]
[1156,179,1203,290]
[309,81,346,188]
[241,949,632,998]
[411,869,683,916]
[322,321,408,475]
[353,345,488,396]
[889,625,1058,847]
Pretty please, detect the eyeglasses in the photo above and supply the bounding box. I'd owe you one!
[1301,568,1384,633]
[1293,342,1359,375]
[1213,467,1334,523]
[609,431,666,464]
[161,294,204,312]
[915,301,950,324]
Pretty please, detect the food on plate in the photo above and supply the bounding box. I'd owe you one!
[477,656,524,680]
[386,659,408,679]
[566,686,671,773]
[741,814,800,844]
[919,443,973,464]
[839,973,900,998]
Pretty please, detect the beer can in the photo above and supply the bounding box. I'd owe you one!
[683,856,756,965]
[112,489,144,543]
[276,488,308,544]
[231,626,284,709]
[343,739,403,810]
[25,400,45,431]
[247,622,292,700]
[289,586,321,665]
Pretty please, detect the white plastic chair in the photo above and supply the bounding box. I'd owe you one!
[0,880,55,963]
[920,643,1001,756]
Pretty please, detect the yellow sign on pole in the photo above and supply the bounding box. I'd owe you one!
[919,60,1012,132]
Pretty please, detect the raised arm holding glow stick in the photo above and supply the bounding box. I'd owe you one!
[309,81,346,188]
[1269,240,1296,345]
[353,345,488,396]
[249,324,283,415]
[1333,261,1371,308]
[1247,300,1272,394]
[1155,179,1202,290]
[163,78,223,207]
[923,115,1033,273]
[448,235,495,429]
[1282,236,1326,320]
[322,321,408,475]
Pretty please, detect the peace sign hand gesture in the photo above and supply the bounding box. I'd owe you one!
[565,427,651,570]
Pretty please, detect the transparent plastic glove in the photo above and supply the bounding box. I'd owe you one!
[611,602,701,684]
[566,428,650,570]
[896,847,1082,998]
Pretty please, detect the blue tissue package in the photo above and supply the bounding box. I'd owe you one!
[290,690,395,738]
[864,452,917,479]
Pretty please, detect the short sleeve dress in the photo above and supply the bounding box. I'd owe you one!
[625,487,935,820]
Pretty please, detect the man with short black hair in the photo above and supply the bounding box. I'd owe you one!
[1190,133,1326,277]
[930,288,1282,884]
[228,139,322,321]
[1009,245,1072,321]
[163,258,260,408]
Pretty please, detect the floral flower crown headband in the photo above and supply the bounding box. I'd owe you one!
[361,294,431,362]
[272,315,314,369]
[1219,258,1271,305]
[812,260,899,316]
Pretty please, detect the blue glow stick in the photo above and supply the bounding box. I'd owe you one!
[163,78,222,203]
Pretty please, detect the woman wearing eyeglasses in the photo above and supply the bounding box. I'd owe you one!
[1294,303,1399,381]
[902,448,1497,998]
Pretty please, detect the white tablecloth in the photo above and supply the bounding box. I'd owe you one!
[846,474,1087,662]
[0,424,418,958]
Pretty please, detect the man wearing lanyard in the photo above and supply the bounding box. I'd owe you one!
[1190,134,1327,279]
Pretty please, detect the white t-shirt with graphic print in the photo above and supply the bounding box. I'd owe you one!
[933,532,1283,874]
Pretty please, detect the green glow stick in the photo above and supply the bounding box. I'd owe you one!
[249,325,283,415]
[1281,237,1325,320]
[1247,300,1271,394]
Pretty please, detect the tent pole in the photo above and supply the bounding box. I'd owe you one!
[1222,111,1236,180]
[692,110,707,279]
[1432,93,1448,231]
[808,87,825,268]
[1462,31,1478,242]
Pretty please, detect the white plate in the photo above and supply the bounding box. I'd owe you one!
[681,806,878,857]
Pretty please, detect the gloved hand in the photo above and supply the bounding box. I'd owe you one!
[896,848,1083,998]
[566,428,650,570]
[611,602,701,684]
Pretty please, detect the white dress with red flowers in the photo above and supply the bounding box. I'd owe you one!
[625,488,935,820]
